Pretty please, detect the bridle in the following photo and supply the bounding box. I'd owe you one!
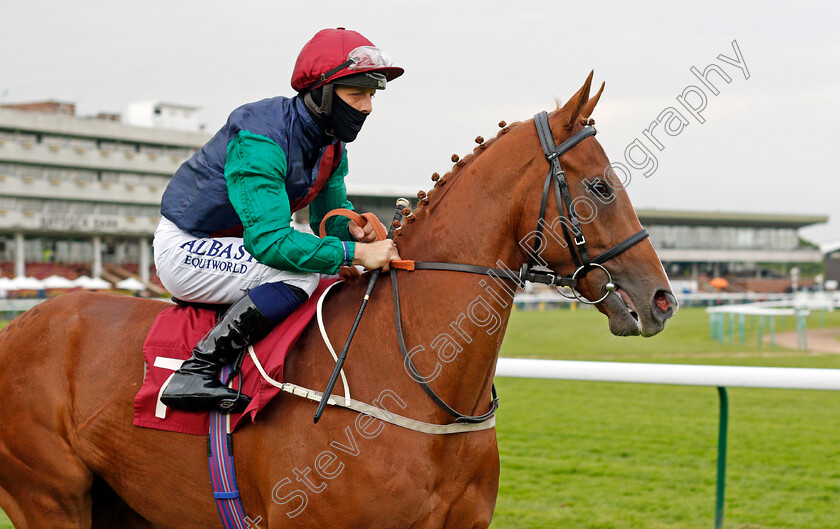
[320,110,651,424]
[530,111,650,304]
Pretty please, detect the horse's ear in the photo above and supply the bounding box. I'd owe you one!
[582,81,605,119]
[559,70,594,129]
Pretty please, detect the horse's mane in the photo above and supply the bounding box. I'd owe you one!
[393,98,595,244]
[394,118,526,242]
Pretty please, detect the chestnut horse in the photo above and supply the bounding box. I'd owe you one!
[0,73,675,528]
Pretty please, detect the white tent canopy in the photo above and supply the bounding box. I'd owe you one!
[73,276,112,290]
[115,277,146,291]
[8,276,45,290]
[42,275,77,289]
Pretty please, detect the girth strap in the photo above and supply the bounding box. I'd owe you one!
[208,365,250,529]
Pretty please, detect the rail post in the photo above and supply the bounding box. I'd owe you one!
[714,386,728,529]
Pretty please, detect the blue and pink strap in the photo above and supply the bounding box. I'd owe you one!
[208,365,254,528]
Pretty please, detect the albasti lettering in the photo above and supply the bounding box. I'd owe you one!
[178,239,255,261]
[178,239,256,274]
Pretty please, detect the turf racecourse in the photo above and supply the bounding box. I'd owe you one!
[1,305,839,528]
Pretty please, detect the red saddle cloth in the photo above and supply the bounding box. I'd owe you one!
[134,279,337,435]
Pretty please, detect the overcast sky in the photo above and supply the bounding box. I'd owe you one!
[2,0,837,244]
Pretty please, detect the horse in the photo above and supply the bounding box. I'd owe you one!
[0,72,676,528]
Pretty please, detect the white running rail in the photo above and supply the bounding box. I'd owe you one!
[494,358,840,390]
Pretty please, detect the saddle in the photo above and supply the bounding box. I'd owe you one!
[171,296,230,314]
[133,279,337,435]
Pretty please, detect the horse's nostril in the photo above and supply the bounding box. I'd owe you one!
[654,291,670,312]
[652,290,678,322]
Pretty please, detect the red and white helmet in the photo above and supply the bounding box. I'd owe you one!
[291,28,404,92]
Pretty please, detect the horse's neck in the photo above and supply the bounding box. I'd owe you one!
[299,129,537,422]
[396,151,528,269]
[381,152,530,419]
[389,268,515,420]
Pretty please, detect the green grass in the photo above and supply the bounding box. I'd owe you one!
[492,306,840,529]
[492,379,840,529]
[501,303,840,365]
[1,307,839,528]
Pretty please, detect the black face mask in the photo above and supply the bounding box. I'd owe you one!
[303,87,331,132]
[329,93,368,143]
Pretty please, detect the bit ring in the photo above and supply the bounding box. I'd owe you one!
[554,263,614,304]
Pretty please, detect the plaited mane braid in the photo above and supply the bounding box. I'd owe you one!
[395,118,524,241]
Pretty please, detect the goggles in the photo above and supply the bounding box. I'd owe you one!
[315,46,396,89]
[347,46,395,71]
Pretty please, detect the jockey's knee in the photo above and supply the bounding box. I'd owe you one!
[248,277,315,323]
[261,272,319,298]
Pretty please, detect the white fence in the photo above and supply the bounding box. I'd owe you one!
[494,358,840,529]
[515,291,840,307]
[495,358,840,390]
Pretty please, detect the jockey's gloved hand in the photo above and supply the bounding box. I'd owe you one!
[353,240,400,271]
[349,218,386,243]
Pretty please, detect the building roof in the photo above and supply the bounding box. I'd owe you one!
[146,101,201,111]
[0,106,209,148]
[1,100,76,116]
[821,239,840,255]
[635,208,828,229]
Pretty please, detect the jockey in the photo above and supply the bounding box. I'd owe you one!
[153,28,403,413]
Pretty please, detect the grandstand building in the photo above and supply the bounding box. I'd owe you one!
[640,209,825,283]
[0,101,829,294]
[0,101,207,291]
[823,240,840,284]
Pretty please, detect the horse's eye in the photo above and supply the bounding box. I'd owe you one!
[586,179,613,200]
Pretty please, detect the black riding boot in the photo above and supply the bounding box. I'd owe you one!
[160,293,275,413]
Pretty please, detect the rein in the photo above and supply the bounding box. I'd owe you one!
[320,208,499,423]
[318,110,650,424]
